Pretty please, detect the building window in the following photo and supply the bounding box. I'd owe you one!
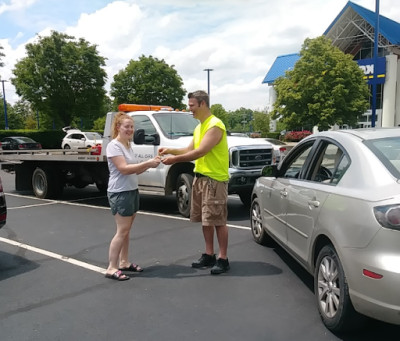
[368,83,383,109]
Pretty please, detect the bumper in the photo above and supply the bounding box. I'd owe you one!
[342,231,400,325]
[228,169,262,194]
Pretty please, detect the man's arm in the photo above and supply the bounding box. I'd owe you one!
[161,127,222,165]
[158,140,194,157]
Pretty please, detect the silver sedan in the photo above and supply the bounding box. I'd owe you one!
[250,128,400,332]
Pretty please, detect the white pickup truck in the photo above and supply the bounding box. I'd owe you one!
[0,104,274,217]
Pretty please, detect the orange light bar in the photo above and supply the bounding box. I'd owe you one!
[118,104,173,112]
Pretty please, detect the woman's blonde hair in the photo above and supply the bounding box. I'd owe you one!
[111,112,134,139]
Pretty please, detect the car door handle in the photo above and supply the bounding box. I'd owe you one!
[280,190,288,197]
[308,200,320,208]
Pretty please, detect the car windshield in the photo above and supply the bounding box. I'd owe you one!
[154,113,199,139]
[85,133,102,140]
[365,136,400,178]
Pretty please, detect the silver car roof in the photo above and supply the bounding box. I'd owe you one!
[313,128,400,141]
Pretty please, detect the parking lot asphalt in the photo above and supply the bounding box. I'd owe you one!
[0,170,399,341]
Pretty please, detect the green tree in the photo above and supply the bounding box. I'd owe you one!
[12,31,107,129]
[229,107,254,132]
[93,116,106,131]
[253,111,270,136]
[272,36,369,131]
[211,103,229,128]
[111,55,186,109]
[8,100,35,129]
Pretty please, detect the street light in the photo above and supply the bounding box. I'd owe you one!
[371,0,380,127]
[203,68,213,100]
[0,78,9,130]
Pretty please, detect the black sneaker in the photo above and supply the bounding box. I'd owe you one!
[191,253,216,268]
[210,258,230,275]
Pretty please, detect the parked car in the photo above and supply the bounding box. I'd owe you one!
[253,138,294,163]
[0,175,7,228]
[228,132,249,138]
[0,136,42,150]
[61,128,103,149]
[250,128,400,332]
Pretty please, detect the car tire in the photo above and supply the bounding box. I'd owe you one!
[250,197,271,245]
[176,173,193,218]
[314,245,365,332]
[64,144,71,149]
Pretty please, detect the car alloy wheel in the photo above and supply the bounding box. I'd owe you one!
[317,252,340,319]
[315,245,363,332]
[250,197,269,245]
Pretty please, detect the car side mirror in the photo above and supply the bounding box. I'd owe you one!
[134,129,145,144]
[261,165,277,177]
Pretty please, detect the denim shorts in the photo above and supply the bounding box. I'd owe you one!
[107,189,140,216]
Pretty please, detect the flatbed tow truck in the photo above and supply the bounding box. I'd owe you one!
[0,103,274,217]
[0,148,109,199]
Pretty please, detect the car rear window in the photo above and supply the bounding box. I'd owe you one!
[364,137,400,178]
[85,133,102,140]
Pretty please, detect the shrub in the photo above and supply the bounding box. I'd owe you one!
[284,130,312,142]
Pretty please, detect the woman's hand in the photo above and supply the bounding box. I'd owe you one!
[147,156,161,168]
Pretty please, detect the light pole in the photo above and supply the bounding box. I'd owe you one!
[371,0,380,127]
[203,68,213,100]
[1,78,9,130]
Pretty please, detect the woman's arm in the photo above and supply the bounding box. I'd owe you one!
[111,155,161,175]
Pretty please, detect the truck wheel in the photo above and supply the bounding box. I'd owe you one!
[96,181,107,193]
[239,190,252,207]
[32,167,63,199]
[176,173,193,218]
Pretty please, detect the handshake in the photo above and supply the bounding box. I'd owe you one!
[157,147,176,166]
[146,148,175,168]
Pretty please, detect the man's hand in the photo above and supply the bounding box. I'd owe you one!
[158,147,169,156]
[161,155,177,165]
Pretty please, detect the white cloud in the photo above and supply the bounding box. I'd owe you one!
[0,0,37,15]
[1,0,400,112]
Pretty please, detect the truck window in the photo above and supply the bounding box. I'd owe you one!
[133,115,157,135]
[154,113,199,139]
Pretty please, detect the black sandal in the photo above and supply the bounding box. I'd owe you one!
[105,270,130,281]
[119,263,143,272]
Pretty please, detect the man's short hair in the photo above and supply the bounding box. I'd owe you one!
[188,90,209,108]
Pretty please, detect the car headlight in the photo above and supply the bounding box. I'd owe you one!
[374,204,400,230]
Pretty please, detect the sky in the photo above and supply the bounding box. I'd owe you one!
[1,0,399,112]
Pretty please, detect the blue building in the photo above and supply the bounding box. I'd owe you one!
[264,1,400,129]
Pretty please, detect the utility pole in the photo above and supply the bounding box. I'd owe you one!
[371,0,380,127]
[1,78,9,130]
[203,68,213,102]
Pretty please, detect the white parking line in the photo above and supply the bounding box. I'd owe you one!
[1,192,250,274]
[0,236,106,274]
[5,192,251,230]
